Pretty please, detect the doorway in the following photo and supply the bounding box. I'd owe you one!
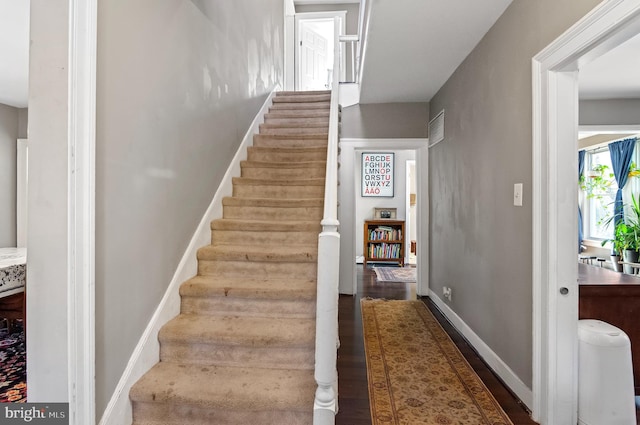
[533,1,640,423]
[338,138,428,296]
[294,11,346,91]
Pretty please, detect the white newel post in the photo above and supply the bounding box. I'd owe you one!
[313,221,340,424]
[314,16,341,424]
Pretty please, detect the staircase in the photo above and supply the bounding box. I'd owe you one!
[129,91,331,424]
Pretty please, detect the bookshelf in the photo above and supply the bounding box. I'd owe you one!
[363,220,405,267]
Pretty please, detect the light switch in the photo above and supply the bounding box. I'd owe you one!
[514,183,523,207]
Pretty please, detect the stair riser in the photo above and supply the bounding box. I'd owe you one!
[181,297,316,318]
[241,167,326,179]
[222,205,323,221]
[266,110,330,118]
[272,94,330,103]
[211,230,320,247]
[211,230,319,246]
[160,343,314,370]
[264,117,329,126]
[252,138,327,149]
[259,126,328,136]
[233,185,324,198]
[247,150,327,162]
[198,260,317,279]
[270,102,330,111]
[132,402,313,425]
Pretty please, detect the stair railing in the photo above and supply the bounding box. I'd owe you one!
[339,35,359,83]
[313,16,341,425]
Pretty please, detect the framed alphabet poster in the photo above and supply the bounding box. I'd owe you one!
[362,152,394,197]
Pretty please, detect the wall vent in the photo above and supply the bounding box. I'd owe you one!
[428,110,445,148]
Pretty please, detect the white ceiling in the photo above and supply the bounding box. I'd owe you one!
[1,0,637,110]
[358,0,513,103]
[578,32,640,100]
[0,0,29,108]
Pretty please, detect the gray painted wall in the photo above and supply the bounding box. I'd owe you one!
[428,0,601,388]
[95,0,283,417]
[0,104,18,247]
[17,108,28,139]
[342,102,429,138]
[580,98,640,126]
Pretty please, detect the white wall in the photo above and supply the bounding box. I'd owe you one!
[0,103,19,247]
[27,0,70,401]
[95,0,284,417]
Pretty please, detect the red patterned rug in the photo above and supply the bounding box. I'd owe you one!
[361,299,512,425]
[0,322,26,403]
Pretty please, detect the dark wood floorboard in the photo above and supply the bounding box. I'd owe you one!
[335,264,537,425]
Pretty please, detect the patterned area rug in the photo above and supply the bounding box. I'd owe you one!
[0,322,26,403]
[361,299,513,425]
[373,267,416,283]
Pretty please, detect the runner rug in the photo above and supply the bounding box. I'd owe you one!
[373,267,416,283]
[361,299,513,425]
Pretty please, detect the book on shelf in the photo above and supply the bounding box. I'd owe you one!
[368,227,402,241]
[368,243,401,259]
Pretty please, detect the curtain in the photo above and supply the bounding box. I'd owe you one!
[609,138,637,230]
[578,150,585,252]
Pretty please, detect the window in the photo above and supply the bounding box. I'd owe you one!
[581,137,640,243]
[583,147,616,240]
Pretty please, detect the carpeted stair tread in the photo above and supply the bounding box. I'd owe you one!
[222,197,323,208]
[269,102,330,111]
[180,276,316,300]
[254,133,328,141]
[260,122,328,129]
[211,218,321,231]
[272,93,330,103]
[130,362,316,410]
[265,109,330,118]
[248,146,327,154]
[276,90,330,96]
[247,147,327,163]
[258,126,329,136]
[240,160,326,170]
[160,314,315,347]
[264,117,329,126]
[197,245,317,263]
[232,177,325,186]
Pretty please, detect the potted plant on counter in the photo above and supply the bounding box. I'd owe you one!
[616,222,640,274]
[602,224,625,272]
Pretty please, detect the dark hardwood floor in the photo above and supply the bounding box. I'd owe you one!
[335,264,538,425]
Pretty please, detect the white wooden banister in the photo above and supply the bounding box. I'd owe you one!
[339,34,359,83]
[313,16,341,425]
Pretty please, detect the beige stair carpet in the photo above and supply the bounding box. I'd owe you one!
[130,90,331,425]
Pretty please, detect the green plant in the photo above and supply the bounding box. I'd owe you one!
[601,193,640,253]
[581,164,614,201]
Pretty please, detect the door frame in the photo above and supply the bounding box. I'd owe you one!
[338,138,428,296]
[532,1,640,423]
[68,0,97,422]
[294,11,346,90]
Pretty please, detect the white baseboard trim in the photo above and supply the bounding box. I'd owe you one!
[98,88,278,425]
[428,290,534,411]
